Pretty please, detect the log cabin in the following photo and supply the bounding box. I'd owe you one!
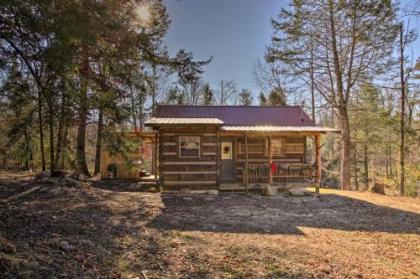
[140,105,337,191]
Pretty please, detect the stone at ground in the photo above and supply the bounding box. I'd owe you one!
[80,239,94,247]
[188,190,218,195]
[78,174,88,182]
[51,170,66,178]
[65,177,82,187]
[127,183,142,191]
[206,190,218,195]
[263,185,277,196]
[146,186,159,193]
[37,171,51,179]
[59,240,75,251]
[370,183,385,195]
[289,187,307,196]
[179,188,191,194]
[0,235,16,254]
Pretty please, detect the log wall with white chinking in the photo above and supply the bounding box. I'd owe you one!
[158,125,220,190]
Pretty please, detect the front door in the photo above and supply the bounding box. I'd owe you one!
[221,141,236,181]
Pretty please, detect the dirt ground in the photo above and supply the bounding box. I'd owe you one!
[0,173,419,279]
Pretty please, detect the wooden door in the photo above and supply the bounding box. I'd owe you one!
[221,141,236,181]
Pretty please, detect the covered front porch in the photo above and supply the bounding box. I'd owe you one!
[218,127,325,193]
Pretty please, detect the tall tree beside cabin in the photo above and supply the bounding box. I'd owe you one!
[267,0,399,190]
[397,20,417,195]
[0,0,207,175]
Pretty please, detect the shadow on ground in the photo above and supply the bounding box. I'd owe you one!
[92,179,157,192]
[0,180,164,278]
[1,177,419,278]
[148,192,420,235]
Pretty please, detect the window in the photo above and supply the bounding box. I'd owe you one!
[271,138,284,156]
[179,136,200,158]
[221,142,232,160]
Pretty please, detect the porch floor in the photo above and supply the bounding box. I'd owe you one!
[219,182,311,192]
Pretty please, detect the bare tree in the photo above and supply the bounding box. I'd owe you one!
[215,80,238,105]
[253,58,286,96]
[267,0,399,190]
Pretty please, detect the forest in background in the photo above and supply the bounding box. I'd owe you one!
[0,0,419,196]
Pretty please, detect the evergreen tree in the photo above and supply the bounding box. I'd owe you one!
[268,87,286,106]
[238,89,253,106]
[0,0,209,175]
[202,83,214,105]
[259,92,267,105]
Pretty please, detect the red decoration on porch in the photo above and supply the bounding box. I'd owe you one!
[270,162,277,175]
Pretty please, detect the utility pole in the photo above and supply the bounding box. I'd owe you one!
[220,80,224,105]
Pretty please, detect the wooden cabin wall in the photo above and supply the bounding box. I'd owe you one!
[234,135,306,182]
[159,125,220,190]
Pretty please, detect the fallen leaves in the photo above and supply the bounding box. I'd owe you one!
[0,174,419,278]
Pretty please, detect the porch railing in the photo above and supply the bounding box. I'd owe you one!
[247,162,315,183]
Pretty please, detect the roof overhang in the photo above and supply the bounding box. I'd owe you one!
[221,126,340,133]
[145,117,224,126]
[145,117,339,133]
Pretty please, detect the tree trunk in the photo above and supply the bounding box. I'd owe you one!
[130,88,138,131]
[353,141,358,191]
[339,110,352,190]
[387,145,392,178]
[55,94,66,169]
[310,30,316,123]
[328,0,351,190]
[138,94,144,130]
[399,24,405,196]
[48,101,55,172]
[76,81,90,176]
[55,121,63,169]
[37,90,46,171]
[76,49,91,176]
[363,142,369,190]
[23,128,30,170]
[58,126,68,170]
[94,108,103,175]
[331,108,335,156]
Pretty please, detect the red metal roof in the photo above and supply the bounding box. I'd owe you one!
[155,105,315,127]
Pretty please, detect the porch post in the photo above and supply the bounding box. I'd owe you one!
[268,136,273,184]
[153,134,158,181]
[158,129,163,190]
[245,133,249,192]
[315,134,321,193]
[216,131,221,187]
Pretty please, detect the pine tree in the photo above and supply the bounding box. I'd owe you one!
[238,89,253,106]
[259,92,267,105]
[202,83,214,105]
[268,87,286,106]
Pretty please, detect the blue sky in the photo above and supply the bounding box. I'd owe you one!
[164,0,420,95]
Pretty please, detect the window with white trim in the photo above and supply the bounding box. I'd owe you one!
[179,136,200,158]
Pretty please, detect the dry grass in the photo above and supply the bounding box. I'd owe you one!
[0,176,419,278]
